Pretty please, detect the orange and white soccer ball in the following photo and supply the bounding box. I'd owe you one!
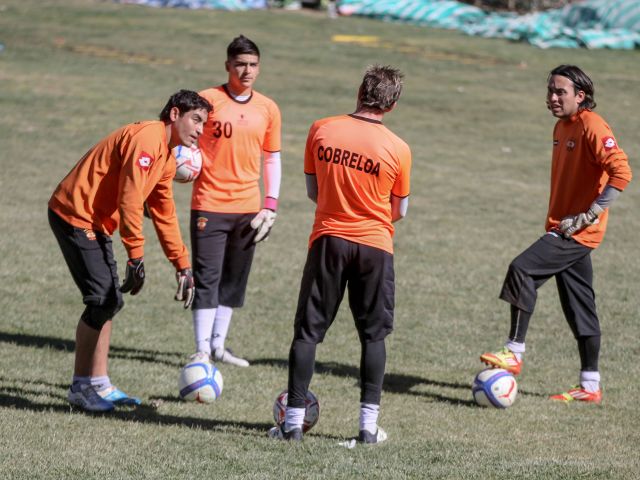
[472,368,518,408]
[173,144,202,183]
[273,389,320,432]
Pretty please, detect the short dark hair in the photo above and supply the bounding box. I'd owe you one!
[227,35,260,60]
[549,64,596,110]
[158,90,212,122]
[357,65,404,113]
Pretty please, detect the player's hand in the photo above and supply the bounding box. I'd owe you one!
[250,209,277,243]
[175,268,194,309]
[121,257,145,295]
[558,203,603,238]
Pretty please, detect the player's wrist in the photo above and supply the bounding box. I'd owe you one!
[587,202,604,222]
[263,196,278,211]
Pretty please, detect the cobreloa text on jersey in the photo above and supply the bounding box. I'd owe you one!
[317,145,380,177]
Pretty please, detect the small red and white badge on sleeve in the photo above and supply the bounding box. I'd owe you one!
[137,151,154,170]
[602,136,617,151]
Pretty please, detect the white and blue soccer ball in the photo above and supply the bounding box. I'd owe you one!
[273,389,320,433]
[472,368,517,408]
[172,144,202,183]
[178,356,223,403]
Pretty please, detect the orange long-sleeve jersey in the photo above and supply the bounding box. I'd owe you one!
[304,114,412,254]
[192,86,281,214]
[546,109,632,248]
[48,121,190,270]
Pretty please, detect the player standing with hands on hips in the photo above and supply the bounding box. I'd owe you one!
[269,65,411,444]
[481,65,632,404]
[188,35,282,368]
[49,90,212,412]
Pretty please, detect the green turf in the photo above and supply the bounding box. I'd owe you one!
[1,1,639,478]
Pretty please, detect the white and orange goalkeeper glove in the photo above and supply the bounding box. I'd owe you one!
[250,209,277,243]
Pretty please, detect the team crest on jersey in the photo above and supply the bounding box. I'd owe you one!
[602,136,617,151]
[84,229,96,241]
[137,151,154,170]
[197,216,208,231]
[566,139,576,151]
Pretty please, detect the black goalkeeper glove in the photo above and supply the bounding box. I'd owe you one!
[121,257,145,295]
[175,268,195,309]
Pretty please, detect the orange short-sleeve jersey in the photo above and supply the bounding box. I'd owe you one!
[48,121,189,269]
[192,86,282,214]
[305,114,411,254]
[547,109,632,248]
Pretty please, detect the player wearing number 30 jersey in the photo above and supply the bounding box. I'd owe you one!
[187,35,282,368]
[193,86,281,213]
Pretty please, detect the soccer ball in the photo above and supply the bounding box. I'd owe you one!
[273,389,320,433]
[472,368,517,408]
[173,144,202,183]
[178,356,223,403]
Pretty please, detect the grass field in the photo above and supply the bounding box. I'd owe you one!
[1,1,639,478]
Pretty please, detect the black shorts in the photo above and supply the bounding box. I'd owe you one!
[48,208,123,312]
[500,232,599,337]
[293,235,395,344]
[190,210,257,309]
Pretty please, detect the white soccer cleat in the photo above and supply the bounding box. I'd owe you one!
[339,427,388,448]
[68,384,114,412]
[188,351,211,364]
[213,347,249,367]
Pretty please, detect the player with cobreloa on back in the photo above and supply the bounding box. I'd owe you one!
[480,65,632,404]
[49,90,212,412]
[186,35,282,370]
[269,65,411,445]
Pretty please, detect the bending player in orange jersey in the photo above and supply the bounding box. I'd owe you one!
[188,35,282,368]
[269,65,411,444]
[49,90,212,412]
[480,65,632,404]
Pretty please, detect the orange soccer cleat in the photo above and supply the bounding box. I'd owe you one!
[480,347,523,375]
[550,386,602,404]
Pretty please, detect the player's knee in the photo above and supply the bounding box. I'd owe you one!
[81,295,124,330]
[506,260,527,280]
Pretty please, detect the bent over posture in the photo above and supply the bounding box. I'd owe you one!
[269,65,412,444]
[481,65,632,404]
[49,90,212,412]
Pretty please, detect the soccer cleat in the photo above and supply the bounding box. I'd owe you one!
[550,386,602,404]
[213,347,249,367]
[68,384,115,412]
[339,427,388,448]
[480,348,522,375]
[98,386,141,406]
[267,424,303,442]
[189,351,211,363]
[359,427,388,444]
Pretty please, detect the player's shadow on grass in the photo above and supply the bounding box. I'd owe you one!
[0,331,184,367]
[0,390,276,437]
[253,358,478,406]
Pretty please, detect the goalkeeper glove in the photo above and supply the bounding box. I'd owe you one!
[175,268,195,309]
[250,209,277,243]
[558,203,604,238]
[121,257,145,295]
